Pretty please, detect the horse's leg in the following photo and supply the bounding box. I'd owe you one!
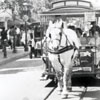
[56,71,63,92]
[61,50,74,98]
[61,65,71,96]
[67,67,72,92]
[48,53,63,93]
[52,61,63,93]
[67,57,75,91]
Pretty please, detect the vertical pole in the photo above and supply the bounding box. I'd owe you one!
[13,27,17,53]
[24,21,28,51]
[12,2,17,53]
[3,40,7,58]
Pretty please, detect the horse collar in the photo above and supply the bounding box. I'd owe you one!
[47,45,74,54]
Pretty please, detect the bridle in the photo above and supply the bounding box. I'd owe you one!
[47,27,74,54]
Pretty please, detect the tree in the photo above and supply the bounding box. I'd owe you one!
[0,0,52,22]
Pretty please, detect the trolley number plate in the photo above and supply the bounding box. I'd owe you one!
[80,52,91,57]
[73,67,91,71]
[82,67,92,71]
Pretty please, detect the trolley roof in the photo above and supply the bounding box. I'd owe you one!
[40,0,97,17]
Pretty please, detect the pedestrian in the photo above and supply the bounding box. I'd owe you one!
[89,21,100,36]
[28,27,35,58]
[21,29,30,51]
[1,27,7,52]
[8,26,16,50]
[12,26,17,53]
[16,26,21,46]
[21,29,26,50]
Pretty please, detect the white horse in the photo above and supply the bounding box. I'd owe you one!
[45,20,81,98]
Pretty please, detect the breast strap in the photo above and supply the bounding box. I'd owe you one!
[47,45,74,54]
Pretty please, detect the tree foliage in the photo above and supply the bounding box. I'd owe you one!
[0,0,52,20]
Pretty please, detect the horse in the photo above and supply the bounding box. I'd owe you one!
[45,20,81,98]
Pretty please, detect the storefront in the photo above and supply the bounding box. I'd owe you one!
[0,9,12,29]
[0,9,12,48]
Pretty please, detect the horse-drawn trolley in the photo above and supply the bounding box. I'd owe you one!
[40,0,100,82]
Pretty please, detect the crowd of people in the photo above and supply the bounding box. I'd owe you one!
[0,25,41,53]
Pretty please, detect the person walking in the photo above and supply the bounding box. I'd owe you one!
[89,21,100,36]
[1,27,7,49]
[1,27,7,57]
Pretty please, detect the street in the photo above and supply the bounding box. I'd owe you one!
[0,56,100,100]
[0,56,54,100]
[47,77,100,100]
[1,0,100,100]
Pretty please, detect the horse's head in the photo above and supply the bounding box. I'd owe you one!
[46,20,71,51]
[47,26,62,51]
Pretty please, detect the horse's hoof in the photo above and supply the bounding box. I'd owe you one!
[61,90,68,99]
[61,94,68,99]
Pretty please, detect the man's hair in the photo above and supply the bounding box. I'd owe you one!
[91,21,96,25]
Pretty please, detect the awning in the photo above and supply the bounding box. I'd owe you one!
[8,19,24,26]
[40,7,94,17]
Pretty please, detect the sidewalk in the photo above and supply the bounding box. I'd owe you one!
[0,46,29,66]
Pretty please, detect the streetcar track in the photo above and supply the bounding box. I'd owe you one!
[44,86,88,100]
[44,87,56,100]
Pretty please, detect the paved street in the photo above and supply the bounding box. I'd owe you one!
[0,47,29,66]
[47,77,100,100]
[0,57,54,100]
[0,55,100,100]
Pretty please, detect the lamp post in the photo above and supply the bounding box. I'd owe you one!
[22,2,29,51]
[23,15,28,51]
[11,2,17,53]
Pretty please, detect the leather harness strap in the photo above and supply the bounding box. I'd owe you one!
[47,25,75,54]
[47,45,74,54]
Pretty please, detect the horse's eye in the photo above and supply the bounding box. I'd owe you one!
[49,33,51,38]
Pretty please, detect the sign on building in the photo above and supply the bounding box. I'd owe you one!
[84,12,96,22]
[23,15,29,22]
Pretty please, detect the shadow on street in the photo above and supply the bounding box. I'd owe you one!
[72,77,100,87]
[0,69,24,74]
[45,77,100,88]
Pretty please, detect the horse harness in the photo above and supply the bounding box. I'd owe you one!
[47,23,77,71]
[47,24,76,55]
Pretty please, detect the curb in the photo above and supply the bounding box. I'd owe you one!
[0,52,29,66]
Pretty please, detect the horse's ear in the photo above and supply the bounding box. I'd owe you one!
[49,21,53,27]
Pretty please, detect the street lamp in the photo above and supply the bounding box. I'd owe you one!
[23,15,28,51]
[11,2,17,53]
[22,2,29,51]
